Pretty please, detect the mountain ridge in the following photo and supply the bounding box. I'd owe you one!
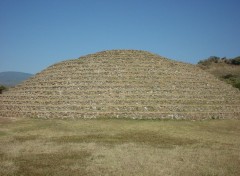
[0,71,33,87]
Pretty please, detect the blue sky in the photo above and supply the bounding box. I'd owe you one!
[0,0,240,74]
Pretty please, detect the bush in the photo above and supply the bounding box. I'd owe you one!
[234,82,240,89]
[230,56,240,65]
[0,85,7,94]
[222,74,235,79]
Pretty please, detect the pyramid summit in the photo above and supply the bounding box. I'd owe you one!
[0,50,239,119]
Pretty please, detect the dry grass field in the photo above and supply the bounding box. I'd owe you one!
[0,118,240,176]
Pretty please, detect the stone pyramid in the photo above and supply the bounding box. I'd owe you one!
[0,50,239,119]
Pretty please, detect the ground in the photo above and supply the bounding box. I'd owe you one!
[0,118,240,176]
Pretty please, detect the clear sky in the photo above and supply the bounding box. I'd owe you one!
[1,0,240,74]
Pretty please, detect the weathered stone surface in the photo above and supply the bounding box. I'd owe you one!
[0,50,239,119]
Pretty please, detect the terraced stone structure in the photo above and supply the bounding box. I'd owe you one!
[0,50,240,119]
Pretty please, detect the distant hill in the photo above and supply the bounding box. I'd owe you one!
[0,71,33,87]
[197,56,240,90]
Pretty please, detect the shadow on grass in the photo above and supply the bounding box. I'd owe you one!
[52,131,197,148]
[12,151,90,176]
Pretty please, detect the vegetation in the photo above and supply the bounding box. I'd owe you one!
[198,56,240,90]
[198,56,240,66]
[0,118,240,175]
[0,85,7,94]
[222,74,240,90]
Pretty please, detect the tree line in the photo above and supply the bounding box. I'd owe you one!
[198,56,240,66]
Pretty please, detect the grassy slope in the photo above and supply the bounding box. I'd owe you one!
[0,118,240,176]
[198,62,240,90]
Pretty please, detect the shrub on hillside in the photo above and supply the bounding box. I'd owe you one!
[221,74,240,90]
[231,56,240,65]
[222,74,235,79]
[234,82,240,89]
[0,85,7,94]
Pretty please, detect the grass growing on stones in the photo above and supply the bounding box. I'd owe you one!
[0,118,240,176]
